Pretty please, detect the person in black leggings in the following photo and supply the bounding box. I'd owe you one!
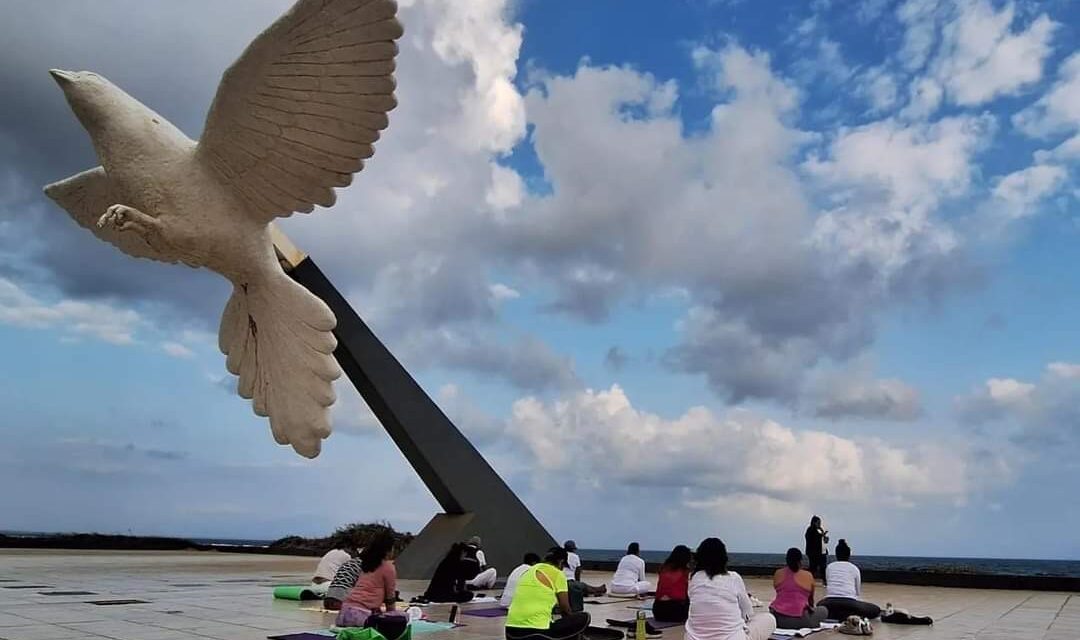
[816,540,881,620]
[505,547,591,640]
[804,516,828,584]
[423,543,475,603]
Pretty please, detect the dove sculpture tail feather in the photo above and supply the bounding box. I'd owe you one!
[219,269,342,458]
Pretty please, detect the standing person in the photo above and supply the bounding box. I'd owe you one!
[464,536,498,589]
[505,547,591,640]
[563,540,607,599]
[769,549,828,630]
[653,545,692,623]
[804,516,828,584]
[817,540,881,620]
[684,538,775,640]
[501,553,541,608]
[337,535,401,628]
[423,543,475,603]
[611,542,652,596]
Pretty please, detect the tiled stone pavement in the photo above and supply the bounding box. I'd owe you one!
[1,550,1077,640]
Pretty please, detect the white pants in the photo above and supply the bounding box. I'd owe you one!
[466,567,497,589]
[745,613,776,640]
[610,580,652,596]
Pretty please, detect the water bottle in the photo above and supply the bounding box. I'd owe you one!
[634,610,646,640]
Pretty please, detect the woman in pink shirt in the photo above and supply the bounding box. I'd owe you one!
[337,535,401,628]
[769,548,827,630]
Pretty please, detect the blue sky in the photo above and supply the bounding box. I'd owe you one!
[2,0,1080,560]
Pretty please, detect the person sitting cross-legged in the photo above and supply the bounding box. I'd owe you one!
[769,549,828,630]
[685,538,775,640]
[816,540,881,621]
[324,556,364,611]
[610,542,652,596]
[653,545,692,623]
[336,534,403,628]
[501,552,541,608]
[505,547,591,640]
[423,543,475,604]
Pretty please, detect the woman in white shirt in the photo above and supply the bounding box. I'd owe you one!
[685,538,775,640]
[610,542,652,596]
[817,539,881,620]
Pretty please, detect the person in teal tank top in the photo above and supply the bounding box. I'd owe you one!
[505,547,591,640]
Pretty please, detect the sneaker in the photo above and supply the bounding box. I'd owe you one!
[838,616,873,636]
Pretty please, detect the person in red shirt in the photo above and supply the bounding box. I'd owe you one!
[653,544,692,622]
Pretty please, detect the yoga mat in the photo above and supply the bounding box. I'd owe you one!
[410,620,460,634]
[275,585,323,601]
[87,599,149,606]
[770,622,840,638]
[585,627,625,640]
[41,591,96,596]
[267,633,335,640]
[606,618,680,630]
[626,600,654,610]
[461,606,507,618]
[584,599,625,605]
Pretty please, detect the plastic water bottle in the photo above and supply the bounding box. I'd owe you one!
[634,610,646,640]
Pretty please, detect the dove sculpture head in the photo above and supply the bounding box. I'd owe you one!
[50,69,187,160]
[43,0,403,458]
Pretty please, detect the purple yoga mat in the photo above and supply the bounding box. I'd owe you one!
[462,606,509,618]
[266,634,333,640]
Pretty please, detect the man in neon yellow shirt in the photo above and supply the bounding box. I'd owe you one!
[505,548,591,640]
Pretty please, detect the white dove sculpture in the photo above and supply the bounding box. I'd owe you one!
[44,0,403,458]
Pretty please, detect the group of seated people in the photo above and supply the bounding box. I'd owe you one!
[311,531,883,640]
[613,537,881,639]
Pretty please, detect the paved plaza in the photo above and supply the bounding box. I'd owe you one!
[0,550,1078,640]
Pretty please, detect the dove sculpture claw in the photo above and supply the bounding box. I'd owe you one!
[42,0,402,458]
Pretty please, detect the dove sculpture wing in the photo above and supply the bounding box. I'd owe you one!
[197,0,401,222]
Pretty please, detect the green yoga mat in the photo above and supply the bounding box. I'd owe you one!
[274,585,323,601]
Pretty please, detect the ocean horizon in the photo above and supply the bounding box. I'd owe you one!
[7,531,1079,578]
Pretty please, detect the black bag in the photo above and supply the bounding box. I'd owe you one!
[364,613,409,640]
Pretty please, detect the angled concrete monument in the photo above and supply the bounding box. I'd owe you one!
[43,0,556,577]
[44,0,403,458]
[274,232,557,579]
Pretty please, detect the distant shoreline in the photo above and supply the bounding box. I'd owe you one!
[4,531,1079,591]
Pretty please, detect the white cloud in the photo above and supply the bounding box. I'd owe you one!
[932,1,1056,106]
[857,67,900,113]
[161,342,195,359]
[807,115,990,289]
[509,385,982,507]
[956,362,1080,446]
[1014,52,1080,138]
[895,0,1056,119]
[489,283,520,303]
[991,163,1068,218]
[807,365,922,421]
[0,276,140,345]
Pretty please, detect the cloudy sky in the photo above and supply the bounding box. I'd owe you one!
[2,0,1080,560]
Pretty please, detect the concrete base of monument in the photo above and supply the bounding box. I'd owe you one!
[395,511,556,581]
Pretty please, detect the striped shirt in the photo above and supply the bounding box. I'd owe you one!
[326,558,364,601]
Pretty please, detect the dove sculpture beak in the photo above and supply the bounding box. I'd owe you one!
[49,69,76,85]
